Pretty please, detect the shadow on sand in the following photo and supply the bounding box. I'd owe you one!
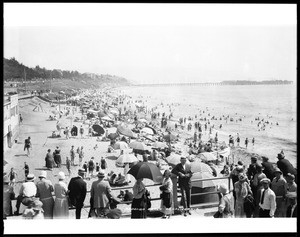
[35,167,51,171]
[106,155,118,161]
[14,154,28,157]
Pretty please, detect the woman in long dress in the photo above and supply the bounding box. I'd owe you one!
[234,173,252,218]
[53,172,69,219]
[160,170,174,218]
[131,178,147,219]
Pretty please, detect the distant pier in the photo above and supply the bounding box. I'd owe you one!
[132,81,293,87]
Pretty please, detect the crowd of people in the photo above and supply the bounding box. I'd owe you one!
[3,88,297,220]
[216,151,297,218]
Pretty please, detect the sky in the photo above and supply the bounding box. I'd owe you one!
[4,3,297,84]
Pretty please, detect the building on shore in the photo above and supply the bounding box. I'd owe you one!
[3,94,20,152]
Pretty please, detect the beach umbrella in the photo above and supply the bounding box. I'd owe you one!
[145,125,157,134]
[152,141,168,149]
[4,160,8,166]
[198,152,217,162]
[190,160,213,174]
[141,127,154,135]
[116,153,139,166]
[163,133,177,142]
[191,172,216,188]
[117,125,137,138]
[128,162,163,182]
[166,153,190,167]
[129,141,150,151]
[107,133,119,140]
[92,124,105,136]
[142,134,156,142]
[113,141,129,150]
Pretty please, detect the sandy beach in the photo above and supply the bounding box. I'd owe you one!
[5,88,273,219]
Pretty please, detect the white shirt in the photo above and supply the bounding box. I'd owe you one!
[259,188,276,217]
[20,181,37,197]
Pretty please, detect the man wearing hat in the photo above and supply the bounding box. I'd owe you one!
[261,156,275,181]
[68,168,87,219]
[3,175,15,218]
[276,152,297,181]
[15,174,37,215]
[271,168,287,217]
[171,156,193,216]
[90,171,113,217]
[246,156,259,183]
[36,171,55,219]
[258,178,276,218]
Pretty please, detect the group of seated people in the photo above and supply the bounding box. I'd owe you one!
[107,171,128,186]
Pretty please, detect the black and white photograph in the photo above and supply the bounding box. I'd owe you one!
[3,3,297,234]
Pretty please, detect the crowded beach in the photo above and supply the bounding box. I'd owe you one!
[3,87,297,220]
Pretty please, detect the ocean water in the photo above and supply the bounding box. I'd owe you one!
[118,84,297,166]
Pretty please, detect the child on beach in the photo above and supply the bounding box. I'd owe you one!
[23,162,29,179]
[7,167,17,186]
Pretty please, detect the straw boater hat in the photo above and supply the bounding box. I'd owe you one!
[26,174,35,181]
[273,167,282,175]
[58,171,66,180]
[39,170,47,179]
[260,178,271,184]
[97,171,105,178]
[78,168,85,175]
[262,156,269,161]
[236,165,244,172]
[218,183,229,195]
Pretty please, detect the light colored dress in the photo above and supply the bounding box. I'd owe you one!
[53,181,69,219]
[160,177,174,215]
[234,181,250,218]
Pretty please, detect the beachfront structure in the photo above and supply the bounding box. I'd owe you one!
[3,94,19,152]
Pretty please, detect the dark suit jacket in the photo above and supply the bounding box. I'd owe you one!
[277,159,297,177]
[171,163,192,188]
[262,161,276,180]
[68,176,87,207]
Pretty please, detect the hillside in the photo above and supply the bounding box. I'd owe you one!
[3,57,131,93]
